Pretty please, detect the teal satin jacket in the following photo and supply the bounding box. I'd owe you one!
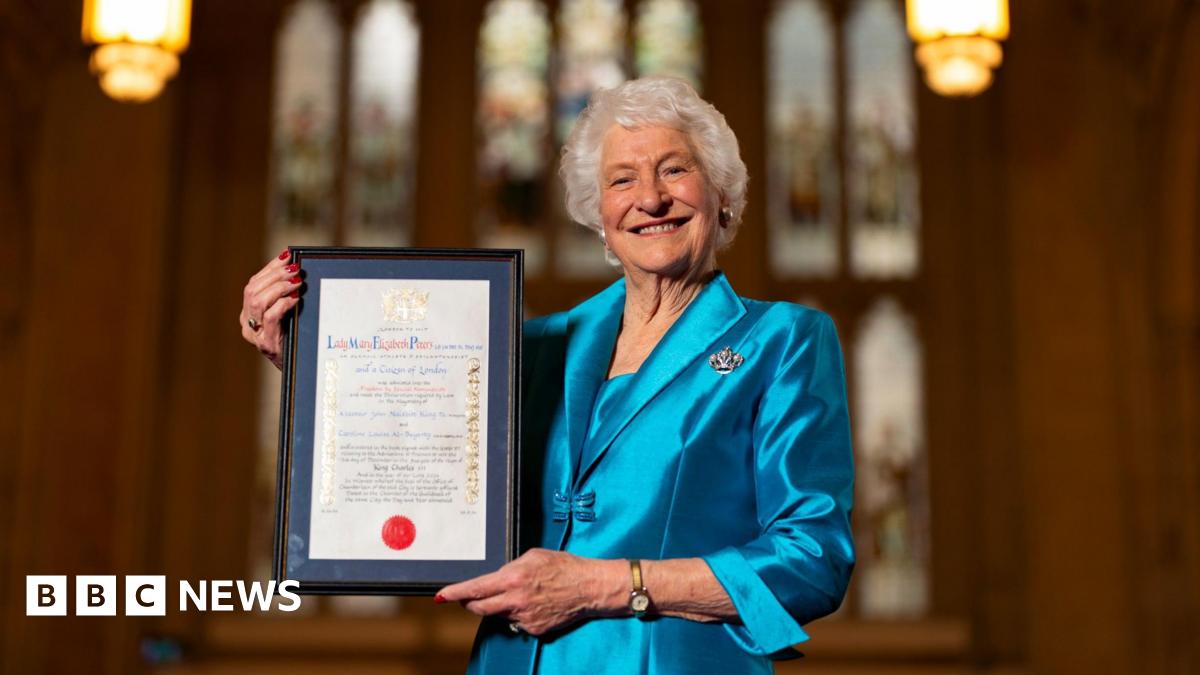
[469,272,854,674]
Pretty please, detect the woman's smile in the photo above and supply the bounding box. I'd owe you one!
[627,215,690,236]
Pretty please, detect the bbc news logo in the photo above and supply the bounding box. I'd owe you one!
[26,576,302,616]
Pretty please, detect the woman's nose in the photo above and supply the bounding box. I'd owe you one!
[637,178,672,214]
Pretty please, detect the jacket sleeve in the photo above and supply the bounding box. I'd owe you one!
[701,309,855,657]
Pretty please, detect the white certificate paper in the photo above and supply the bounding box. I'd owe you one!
[308,279,489,560]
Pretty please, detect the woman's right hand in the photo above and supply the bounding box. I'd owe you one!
[239,249,303,370]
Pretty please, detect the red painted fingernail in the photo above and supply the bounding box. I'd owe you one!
[434,594,446,604]
[289,290,299,299]
[290,275,302,284]
[286,264,299,273]
[278,249,289,260]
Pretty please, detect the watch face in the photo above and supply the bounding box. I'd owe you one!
[631,593,650,613]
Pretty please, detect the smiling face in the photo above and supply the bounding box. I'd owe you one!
[599,125,721,282]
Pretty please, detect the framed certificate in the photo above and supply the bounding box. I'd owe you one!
[273,247,522,595]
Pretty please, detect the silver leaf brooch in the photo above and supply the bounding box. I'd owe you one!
[708,346,744,375]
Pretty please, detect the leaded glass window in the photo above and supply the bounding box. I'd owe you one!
[255,1,344,597]
[476,0,553,271]
[267,0,420,250]
[254,1,419,617]
[853,297,928,618]
[345,0,420,247]
[846,0,919,278]
[554,0,630,277]
[555,0,627,143]
[767,0,839,277]
[476,0,705,279]
[634,0,703,87]
[321,0,421,617]
[270,0,341,236]
[767,0,927,620]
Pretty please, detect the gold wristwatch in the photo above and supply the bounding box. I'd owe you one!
[629,559,651,617]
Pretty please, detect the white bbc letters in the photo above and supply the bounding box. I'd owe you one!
[27,576,302,615]
[26,576,67,616]
[75,575,117,616]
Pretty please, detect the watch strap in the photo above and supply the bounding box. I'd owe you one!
[628,559,650,617]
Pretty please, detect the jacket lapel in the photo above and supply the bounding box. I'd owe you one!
[572,272,746,489]
[562,278,626,479]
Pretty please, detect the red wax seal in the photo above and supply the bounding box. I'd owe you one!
[381,515,416,550]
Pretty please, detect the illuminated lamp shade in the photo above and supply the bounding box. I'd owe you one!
[81,0,192,103]
[906,0,1008,97]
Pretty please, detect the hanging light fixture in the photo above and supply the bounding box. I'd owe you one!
[906,0,1009,97]
[81,0,192,103]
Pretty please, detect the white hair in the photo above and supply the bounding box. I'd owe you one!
[559,77,749,254]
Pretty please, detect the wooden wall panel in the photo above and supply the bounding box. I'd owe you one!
[149,30,277,646]
[412,0,483,250]
[998,2,1166,672]
[3,61,176,674]
[0,4,65,668]
[917,79,1026,667]
[1136,5,1200,672]
[698,0,769,299]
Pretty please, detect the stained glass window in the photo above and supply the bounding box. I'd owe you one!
[555,0,627,143]
[767,0,838,277]
[269,0,341,237]
[634,0,702,88]
[846,0,919,278]
[477,0,552,272]
[853,297,928,618]
[253,0,344,599]
[330,2,420,616]
[554,0,629,278]
[476,0,705,280]
[256,1,418,618]
[769,0,928,620]
[344,0,420,247]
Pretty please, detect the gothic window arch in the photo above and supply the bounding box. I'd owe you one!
[476,0,704,278]
[253,0,421,617]
[768,0,928,620]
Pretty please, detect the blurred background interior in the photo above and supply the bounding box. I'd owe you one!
[2,0,1199,673]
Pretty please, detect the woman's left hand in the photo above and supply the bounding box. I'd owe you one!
[436,548,625,636]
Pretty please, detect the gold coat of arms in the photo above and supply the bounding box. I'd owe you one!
[382,288,429,322]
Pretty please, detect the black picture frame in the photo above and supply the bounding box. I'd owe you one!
[272,247,522,595]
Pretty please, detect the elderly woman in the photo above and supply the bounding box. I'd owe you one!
[241,77,853,674]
